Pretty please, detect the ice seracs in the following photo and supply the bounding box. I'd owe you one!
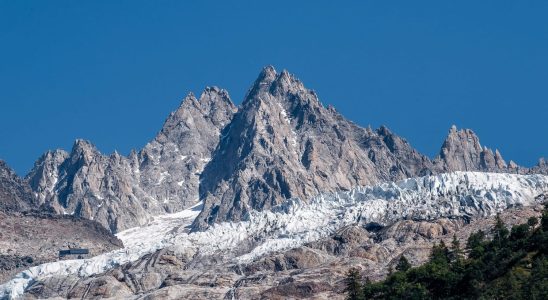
[2,171,547,299]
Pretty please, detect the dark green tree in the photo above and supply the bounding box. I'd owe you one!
[344,268,363,300]
[395,255,412,272]
[450,234,464,265]
[342,205,548,299]
[492,213,509,249]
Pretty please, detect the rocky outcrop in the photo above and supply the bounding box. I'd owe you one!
[530,157,548,175]
[26,140,152,233]
[433,125,508,172]
[138,87,237,212]
[0,160,123,284]
[0,160,36,212]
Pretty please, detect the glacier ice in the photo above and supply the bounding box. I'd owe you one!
[1,172,547,299]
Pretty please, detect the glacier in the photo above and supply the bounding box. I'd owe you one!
[1,171,548,299]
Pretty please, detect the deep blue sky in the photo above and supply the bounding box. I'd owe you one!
[1,1,547,175]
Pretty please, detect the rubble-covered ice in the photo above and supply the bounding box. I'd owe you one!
[2,172,547,299]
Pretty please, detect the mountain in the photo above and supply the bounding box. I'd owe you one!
[17,66,546,234]
[193,67,539,230]
[194,67,435,230]
[433,125,508,172]
[25,87,236,233]
[1,66,548,299]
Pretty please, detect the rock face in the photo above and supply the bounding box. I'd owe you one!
[194,67,434,229]
[4,172,546,299]
[433,125,508,172]
[26,140,152,233]
[25,87,236,233]
[0,160,36,212]
[138,88,236,212]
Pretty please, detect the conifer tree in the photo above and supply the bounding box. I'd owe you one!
[395,255,411,272]
[344,268,363,300]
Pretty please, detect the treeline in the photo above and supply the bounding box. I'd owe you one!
[344,204,548,299]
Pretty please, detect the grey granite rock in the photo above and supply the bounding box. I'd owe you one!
[433,125,509,172]
[194,67,435,230]
[0,160,36,212]
[25,88,236,233]
[23,204,543,299]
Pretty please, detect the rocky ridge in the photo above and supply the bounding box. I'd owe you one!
[25,87,236,233]
[16,66,548,234]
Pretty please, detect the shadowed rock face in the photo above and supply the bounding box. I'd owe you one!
[0,160,35,212]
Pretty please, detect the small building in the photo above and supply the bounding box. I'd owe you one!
[58,248,89,259]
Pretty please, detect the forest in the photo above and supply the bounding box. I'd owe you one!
[344,204,548,299]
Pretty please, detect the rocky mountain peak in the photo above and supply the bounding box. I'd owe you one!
[244,66,318,110]
[155,88,236,147]
[435,125,484,171]
[194,68,434,230]
[258,65,278,84]
[68,139,101,167]
[434,125,508,172]
[15,66,547,236]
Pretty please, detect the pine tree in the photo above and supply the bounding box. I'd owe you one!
[344,268,363,300]
[395,255,411,272]
[450,234,463,265]
[492,213,509,248]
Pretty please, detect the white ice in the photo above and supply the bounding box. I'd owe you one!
[2,172,547,299]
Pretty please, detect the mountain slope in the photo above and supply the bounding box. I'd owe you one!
[2,172,547,299]
[194,67,534,230]
[0,160,123,285]
[25,87,236,233]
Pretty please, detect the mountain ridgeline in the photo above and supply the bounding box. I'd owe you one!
[4,66,546,233]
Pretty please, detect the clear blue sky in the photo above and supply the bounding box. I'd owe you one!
[1,1,547,175]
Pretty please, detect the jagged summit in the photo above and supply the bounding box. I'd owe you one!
[434,125,507,172]
[15,66,547,233]
[194,68,432,230]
